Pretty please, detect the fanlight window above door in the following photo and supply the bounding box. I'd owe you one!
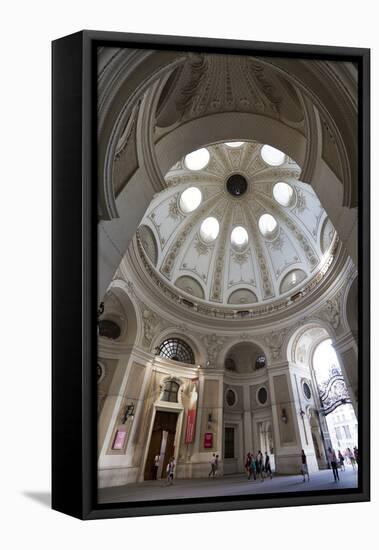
[157,338,195,365]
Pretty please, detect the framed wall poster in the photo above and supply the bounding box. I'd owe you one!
[52,31,370,520]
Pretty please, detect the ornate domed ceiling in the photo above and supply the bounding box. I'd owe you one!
[136,141,337,310]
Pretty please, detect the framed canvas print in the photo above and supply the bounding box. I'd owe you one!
[52,30,370,520]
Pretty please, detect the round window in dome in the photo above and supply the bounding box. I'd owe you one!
[258,214,278,237]
[273,181,294,206]
[184,148,210,170]
[200,217,219,243]
[225,141,245,148]
[231,226,249,249]
[261,145,286,166]
[179,187,202,213]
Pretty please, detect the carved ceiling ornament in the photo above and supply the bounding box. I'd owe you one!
[142,307,160,349]
[264,328,290,361]
[202,333,227,367]
[317,290,343,330]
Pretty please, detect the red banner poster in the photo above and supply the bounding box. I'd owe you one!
[185,379,198,444]
[112,429,127,450]
[204,432,213,449]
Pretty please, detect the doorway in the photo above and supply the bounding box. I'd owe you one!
[144,411,178,480]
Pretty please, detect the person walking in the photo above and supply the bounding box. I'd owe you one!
[347,447,356,470]
[245,453,252,479]
[327,447,340,482]
[214,454,219,477]
[249,452,257,481]
[256,450,264,481]
[338,450,345,471]
[353,446,359,465]
[208,453,216,478]
[264,451,273,479]
[301,449,310,482]
[166,457,175,485]
[153,454,160,480]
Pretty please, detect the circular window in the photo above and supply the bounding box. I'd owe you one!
[179,187,202,213]
[258,213,278,238]
[273,182,294,206]
[231,226,249,250]
[261,145,286,166]
[200,217,219,243]
[226,174,248,197]
[226,388,237,407]
[184,148,210,171]
[303,382,312,400]
[225,141,244,148]
[257,387,268,405]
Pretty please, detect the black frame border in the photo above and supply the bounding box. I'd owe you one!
[52,30,370,520]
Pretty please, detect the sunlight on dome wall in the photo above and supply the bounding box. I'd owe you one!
[184,148,210,170]
[179,187,202,213]
[258,213,278,236]
[273,181,294,206]
[200,217,219,242]
[261,145,286,166]
[231,226,249,248]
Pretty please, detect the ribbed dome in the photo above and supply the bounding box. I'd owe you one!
[137,141,336,308]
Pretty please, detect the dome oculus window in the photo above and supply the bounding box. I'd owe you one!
[200,217,219,243]
[258,213,278,237]
[184,148,210,171]
[225,141,245,148]
[231,226,249,250]
[261,145,286,166]
[273,181,294,206]
[179,186,202,213]
[157,338,195,365]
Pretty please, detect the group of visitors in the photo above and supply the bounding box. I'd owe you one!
[300,445,359,483]
[244,451,273,481]
[335,447,359,472]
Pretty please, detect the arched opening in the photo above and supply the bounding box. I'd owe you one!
[224,341,267,373]
[157,337,195,365]
[313,339,358,456]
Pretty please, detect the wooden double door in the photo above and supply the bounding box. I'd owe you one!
[144,411,178,480]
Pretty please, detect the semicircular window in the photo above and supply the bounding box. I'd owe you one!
[157,338,195,365]
[98,319,121,340]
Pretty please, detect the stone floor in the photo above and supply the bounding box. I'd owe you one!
[98,465,358,504]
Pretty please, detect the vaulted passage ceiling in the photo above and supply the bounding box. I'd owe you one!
[137,141,336,308]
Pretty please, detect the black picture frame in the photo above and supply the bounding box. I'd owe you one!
[52,30,370,520]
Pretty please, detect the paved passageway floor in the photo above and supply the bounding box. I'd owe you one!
[98,466,358,504]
